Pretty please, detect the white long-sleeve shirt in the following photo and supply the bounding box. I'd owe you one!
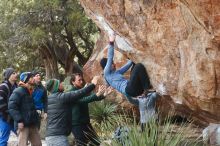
[125,92,158,123]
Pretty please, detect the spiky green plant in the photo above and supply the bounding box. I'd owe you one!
[89,100,119,135]
[101,116,203,146]
[89,100,203,146]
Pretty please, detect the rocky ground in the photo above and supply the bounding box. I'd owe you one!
[8,119,47,146]
[8,132,46,146]
[7,119,204,146]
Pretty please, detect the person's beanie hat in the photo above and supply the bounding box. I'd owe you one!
[100,58,108,70]
[46,79,60,93]
[3,68,15,80]
[20,72,33,83]
[32,70,40,76]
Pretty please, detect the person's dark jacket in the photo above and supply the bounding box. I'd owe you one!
[70,85,104,126]
[46,83,96,137]
[0,80,17,123]
[32,83,47,112]
[8,86,39,128]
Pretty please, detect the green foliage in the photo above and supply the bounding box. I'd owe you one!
[0,0,98,78]
[63,76,72,91]
[89,100,119,134]
[89,101,203,146]
[29,27,47,45]
[102,116,202,146]
[0,0,46,73]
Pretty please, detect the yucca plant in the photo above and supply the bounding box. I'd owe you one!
[102,115,203,146]
[89,100,119,135]
[157,117,198,146]
[89,100,203,146]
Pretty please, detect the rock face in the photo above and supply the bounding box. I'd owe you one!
[81,0,220,126]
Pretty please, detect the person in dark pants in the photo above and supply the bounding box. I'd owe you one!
[8,72,42,146]
[100,34,152,98]
[32,71,47,129]
[45,76,107,146]
[0,68,18,146]
[70,73,112,146]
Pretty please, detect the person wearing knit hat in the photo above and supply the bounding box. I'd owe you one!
[32,70,40,77]
[8,71,41,146]
[46,79,60,93]
[45,77,101,146]
[32,71,48,130]
[0,68,18,145]
[20,72,34,84]
[3,68,15,81]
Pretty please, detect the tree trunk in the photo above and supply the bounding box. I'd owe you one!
[39,45,59,79]
[64,26,83,75]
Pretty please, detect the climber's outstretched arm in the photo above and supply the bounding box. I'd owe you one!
[117,60,133,74]
[104,44,114,74]
[104,35,115,74]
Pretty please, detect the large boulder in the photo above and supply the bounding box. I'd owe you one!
[81,0,220,127]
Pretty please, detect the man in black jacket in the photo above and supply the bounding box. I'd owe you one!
[45,77,105,146]
[8,72,42,146]
[0,68,18,146]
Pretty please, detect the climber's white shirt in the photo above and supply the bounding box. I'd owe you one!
[138,95,157,124]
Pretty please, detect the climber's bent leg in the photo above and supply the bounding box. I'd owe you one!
[125,63,151,97]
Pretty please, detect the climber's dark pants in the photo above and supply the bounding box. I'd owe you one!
[125,63,151,97]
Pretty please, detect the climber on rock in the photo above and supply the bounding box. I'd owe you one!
[100,33,153,98]
[99,33,164,132]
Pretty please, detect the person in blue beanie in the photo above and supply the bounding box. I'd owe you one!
[8,72,42,146]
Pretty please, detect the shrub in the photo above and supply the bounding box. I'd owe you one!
[102,115,202,146]
[89,100,118,135]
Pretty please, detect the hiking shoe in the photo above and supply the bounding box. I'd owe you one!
[148,89,156,93]
[143,88,156,96]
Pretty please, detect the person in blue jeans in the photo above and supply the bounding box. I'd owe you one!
[0,68,18,146]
